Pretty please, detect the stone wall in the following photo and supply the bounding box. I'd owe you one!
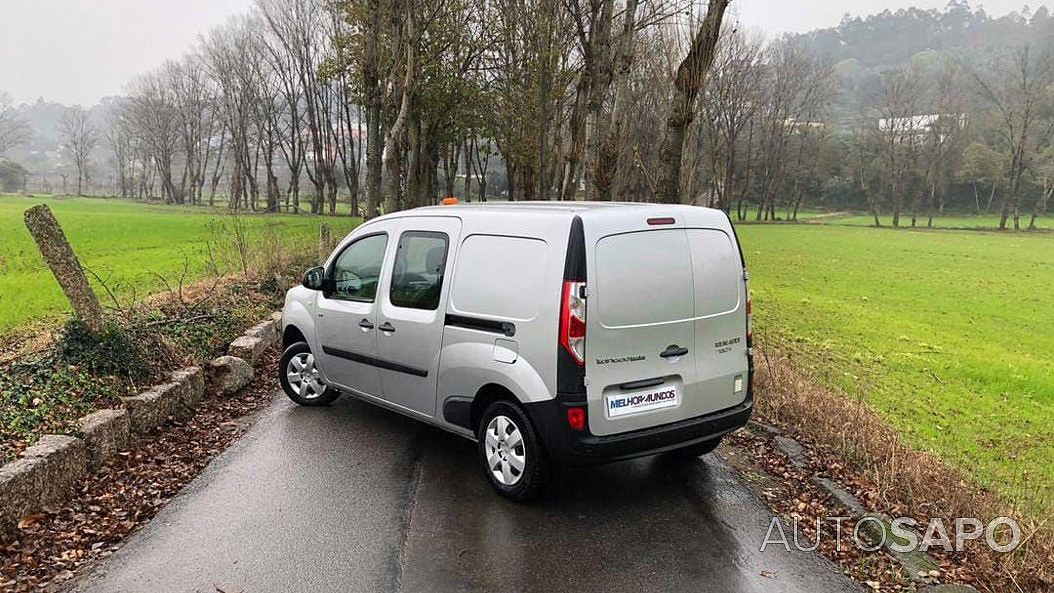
[0,312,281,533]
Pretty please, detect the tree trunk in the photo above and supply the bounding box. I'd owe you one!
[462,138,474,201]
[382,10,415,214]
[1029,187,1052,230]
[654,0,729,204]
[595,0,637,202]
[364,5,383,220]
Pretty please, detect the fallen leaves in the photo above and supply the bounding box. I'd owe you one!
[0,350,279,593]
[15,515,44,531]
[726,429,914,592]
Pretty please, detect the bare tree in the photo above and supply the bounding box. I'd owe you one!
[558,0,615,201]
[593,0,641,201]
[746,40,833,220]
[695,29,763,213]
[358,0,387,218]
[654,0,729,204]
[203,17,267,210]
[257,23,305,212]
[260,0,339,215]
[0,92,29,155]
[971,45,1054,230]
[103,100,136,198]
[848,126,884,227]
[169,55,216,206]
[381,1,416,213]
[487,0,575,201]
[58,106,99,195]
[1029,146,1054,229]
[918,62,968,227]
[127,69,182,203]
[874,67,926,228]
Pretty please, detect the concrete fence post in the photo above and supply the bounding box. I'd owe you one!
[319,223,331,263]
[23,204,106,332]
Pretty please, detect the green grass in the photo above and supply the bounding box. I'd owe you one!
[0,195,360,335]
[827,212,1051,230]
[738,223,1054,510]
[734,206,1052,230]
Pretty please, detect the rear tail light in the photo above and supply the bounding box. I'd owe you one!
[566,407,586,431]
[744,269,753,347]
[560,280,587,366]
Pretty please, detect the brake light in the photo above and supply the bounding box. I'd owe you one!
[647,217,675,225]
[566,407,586,431]
[560,280,587,366]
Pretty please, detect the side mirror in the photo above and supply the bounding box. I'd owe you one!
[302,266,326,291]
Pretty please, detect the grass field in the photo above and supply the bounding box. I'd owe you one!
[737,223,1054,510]
[0,195,361,335]
[791,210,1053,230]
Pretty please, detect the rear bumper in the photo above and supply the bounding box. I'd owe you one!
[526,391,753,466]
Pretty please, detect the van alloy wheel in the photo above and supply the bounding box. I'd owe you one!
[484,415,526,486]
[286,352,326,401]
[279,342,340,406]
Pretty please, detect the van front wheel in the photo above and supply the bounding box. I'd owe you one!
[279,342,340,406]
[477,401,550,502]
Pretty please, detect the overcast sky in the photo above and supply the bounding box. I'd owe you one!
[0,0,1043,106]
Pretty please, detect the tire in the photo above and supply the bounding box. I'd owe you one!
[477,400,551,502]
[664,436,723,461]
[279,342,340,406]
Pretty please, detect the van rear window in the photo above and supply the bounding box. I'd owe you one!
[686,229,741,316]
[450,235,549,321]
[594,229,740,328]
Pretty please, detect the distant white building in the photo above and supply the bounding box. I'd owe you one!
[784,118,826,132]
[878,113,967,136]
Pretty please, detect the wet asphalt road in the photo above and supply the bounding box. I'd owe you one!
[71,393,861,593]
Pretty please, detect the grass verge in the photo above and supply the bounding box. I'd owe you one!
[753,348,1052,593]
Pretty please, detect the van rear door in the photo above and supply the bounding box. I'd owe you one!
[584,214,747,437]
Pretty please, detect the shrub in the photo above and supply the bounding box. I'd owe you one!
[58,319,147,381]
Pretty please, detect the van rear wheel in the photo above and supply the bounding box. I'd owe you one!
[477,401,550,502]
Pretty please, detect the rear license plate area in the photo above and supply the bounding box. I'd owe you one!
[605,385,680,418]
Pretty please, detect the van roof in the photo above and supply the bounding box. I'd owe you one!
[416,201,667,214]
[377,201,729,222]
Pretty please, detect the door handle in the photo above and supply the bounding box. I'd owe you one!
[660,345,689,358]
[358,319,374,330]
[378,322,396,333]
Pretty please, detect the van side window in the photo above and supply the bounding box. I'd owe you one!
[450,235,548,321]
[330,233,388,302]
[390,231,448,310]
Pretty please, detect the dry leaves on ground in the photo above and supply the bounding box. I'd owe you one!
[0,350,279,593]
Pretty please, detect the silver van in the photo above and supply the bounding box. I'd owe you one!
[279,202,754,501]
